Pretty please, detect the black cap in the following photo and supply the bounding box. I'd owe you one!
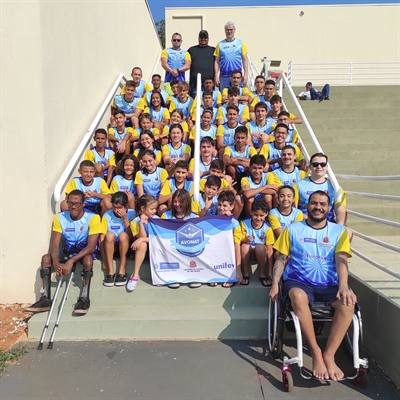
[199,30,209,39]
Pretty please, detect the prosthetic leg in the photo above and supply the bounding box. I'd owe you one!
[74,269,93,315]
[25,267,53,313]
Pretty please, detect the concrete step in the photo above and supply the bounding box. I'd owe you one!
[27,261,271,341]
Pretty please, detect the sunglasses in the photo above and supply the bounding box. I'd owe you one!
[172,38,181,42]
[311,162,327,168]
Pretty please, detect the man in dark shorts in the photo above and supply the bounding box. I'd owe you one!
[270,190,356,381]
[188,30,215,98]
[25,190,103,315]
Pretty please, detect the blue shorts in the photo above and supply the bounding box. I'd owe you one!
[282,280,338,306]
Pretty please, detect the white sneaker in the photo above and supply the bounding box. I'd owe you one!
[126,277,139,291]
[167,282,180,289]
[189,282,201,288]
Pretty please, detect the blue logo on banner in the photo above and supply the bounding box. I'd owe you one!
[173,222,209,257]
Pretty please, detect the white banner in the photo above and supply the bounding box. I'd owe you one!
[148,215,236,285]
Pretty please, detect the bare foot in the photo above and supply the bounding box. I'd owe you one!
[311,352,329,380]
[323,353,344,381]
[101,263,107,270]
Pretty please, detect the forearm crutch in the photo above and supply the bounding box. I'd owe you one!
[47,263,77,349]
[37,275,64,350]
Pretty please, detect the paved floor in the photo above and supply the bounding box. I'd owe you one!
[1,339,399,400]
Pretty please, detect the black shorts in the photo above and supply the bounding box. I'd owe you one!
[282,280,338,306]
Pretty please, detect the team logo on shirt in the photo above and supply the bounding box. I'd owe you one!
[80,226,84,231]
[323,237,329,243]
[173,222,209,257]
[189,261,197,268]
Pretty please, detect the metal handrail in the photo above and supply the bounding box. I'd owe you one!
[275,72,343,202]
[53,73,127,203]
[275,69,399,282]
[288,61,400,86]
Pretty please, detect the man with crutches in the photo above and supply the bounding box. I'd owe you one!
[25,189,103,315]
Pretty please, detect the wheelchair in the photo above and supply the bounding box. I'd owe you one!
[268,281,369,392]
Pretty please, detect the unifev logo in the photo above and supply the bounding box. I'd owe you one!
[189,261,197,268]
[173,222,209,257]
[323,237,329,243]
[65,228,75,232]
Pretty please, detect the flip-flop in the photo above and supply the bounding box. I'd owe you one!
[207,282,218,287]
[240,276,250,286]
[222,282,236,288]
[259,277,272,287]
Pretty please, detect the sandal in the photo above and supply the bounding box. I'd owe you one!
[259,276,272,287]
[222,282,236,288]
[240,276,250,286]
[207,282,218,287]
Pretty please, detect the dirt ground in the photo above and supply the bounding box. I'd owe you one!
[0,304,32,351]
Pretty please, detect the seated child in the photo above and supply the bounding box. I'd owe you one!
[267,94,302,126]
[199,159,243,219]
[241,154,278,216]
[84,128,116,186]
[215,105,243,157]
[189,109,218,150]
[162,124,191,176]
[100,192,136,287]
[111,80,140,128]
[188,136,218,179]
[268,111,299,143]
[158,160,193,215]
[221,70,253,105]
[108,110,134,161]
[133,130,162,168]
[190,90,218,125]
[127,194,159,291]
[134,150,168,200]
[133,91,170,131]
[162,109,189,145]
[145,74,172,106]
[215,190,243,288]
[191,175,221,217]
[169,81,193,123]
[259,124,306,171]
[216,87,250,126]
[222,125,257,184]
[121,67,152,98]
[239,199,274,287]
[133,113,160,146]
[268,185,303,238]
[161,189,198,220]
[61,160,112,215]
[246,102,272,150]
[202,76,222,107]
[110,154,138,210]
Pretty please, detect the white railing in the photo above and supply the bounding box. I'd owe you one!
[274,71,400,283]
[53,73,127,203]
[288,61,400,86]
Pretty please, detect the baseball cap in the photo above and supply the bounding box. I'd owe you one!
[199,30,209,39]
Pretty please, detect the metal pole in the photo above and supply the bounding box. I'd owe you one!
[193,73,202,203]
[37,276,63,350]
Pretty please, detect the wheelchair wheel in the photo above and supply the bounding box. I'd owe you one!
[268,298,284,359]
[282,370,293,392]
[343,310,363,360]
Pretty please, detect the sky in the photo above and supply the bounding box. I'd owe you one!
[147,0,399,22]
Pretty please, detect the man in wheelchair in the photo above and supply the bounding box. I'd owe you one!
[270,190,355,381]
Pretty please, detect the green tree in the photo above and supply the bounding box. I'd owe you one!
[155,19,165,48]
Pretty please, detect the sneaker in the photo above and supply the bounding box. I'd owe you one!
[167,283,180,289]
[189,282,201,288]
[74,297,90,315]
[126,277,139,291]
[103,274,115,287]
[325,96,330,100]
[24,296,52,313]
[114,274,127,287]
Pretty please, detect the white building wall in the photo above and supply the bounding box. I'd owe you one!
[1,0,161,303]
[165,4,400,84]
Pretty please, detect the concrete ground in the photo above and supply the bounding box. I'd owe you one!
[1,339,399,400]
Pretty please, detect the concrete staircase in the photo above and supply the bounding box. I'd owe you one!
[28,261,270,340]
[28,85,399,342]
[285,86,400,236]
